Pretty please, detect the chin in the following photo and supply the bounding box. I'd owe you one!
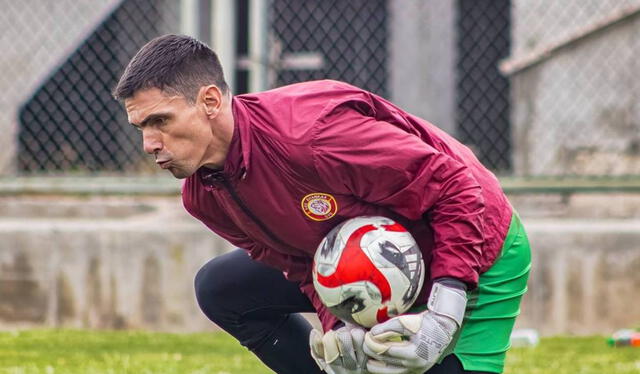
[169,167,194,179]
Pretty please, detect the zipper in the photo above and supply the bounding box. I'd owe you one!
[213,172,290,249]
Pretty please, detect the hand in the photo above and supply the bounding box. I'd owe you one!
[362,281,467,374]
[310,323,368,374]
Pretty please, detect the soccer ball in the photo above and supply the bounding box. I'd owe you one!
[312,216,425,328]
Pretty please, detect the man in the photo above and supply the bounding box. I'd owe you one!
[113,34,531,374]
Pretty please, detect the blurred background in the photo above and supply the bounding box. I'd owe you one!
[0,0,639,339]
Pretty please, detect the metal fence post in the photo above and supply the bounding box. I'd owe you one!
[211,0,237,94]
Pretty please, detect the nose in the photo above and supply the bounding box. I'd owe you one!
[142,129,163,154]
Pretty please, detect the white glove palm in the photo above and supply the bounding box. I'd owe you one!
[310,323,368,374]
[362,281,467,374]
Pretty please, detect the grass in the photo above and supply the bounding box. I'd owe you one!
[0,330,638,374]
[505,336,640,374]
[0,329,269,374]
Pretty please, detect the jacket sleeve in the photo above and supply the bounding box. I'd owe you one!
[183,193,341,330]
[311,103,485,288]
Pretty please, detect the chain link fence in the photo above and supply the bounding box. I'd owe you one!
[1,0,639,178]
[505,0,640,177]
[1,0,179,174]
[269,0,388,97]
[456,0,512,172]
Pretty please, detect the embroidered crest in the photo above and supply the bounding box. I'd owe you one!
[301,193,338,221]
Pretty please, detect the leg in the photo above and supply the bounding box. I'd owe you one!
[452,213,531,373]
[426,354,492,374]
[194,249,323,374]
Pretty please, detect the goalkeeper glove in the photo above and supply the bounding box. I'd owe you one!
[310,323,368,374]
[363,279,467,374]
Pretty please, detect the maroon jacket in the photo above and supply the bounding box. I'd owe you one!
[182,80,512,331]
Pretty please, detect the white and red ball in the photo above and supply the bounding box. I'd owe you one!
[312,216,425,328]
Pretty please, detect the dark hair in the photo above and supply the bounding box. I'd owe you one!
[113,34,228,103]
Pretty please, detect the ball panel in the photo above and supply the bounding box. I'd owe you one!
[313,216,425,328]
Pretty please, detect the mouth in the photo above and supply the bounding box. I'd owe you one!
[156,159,172,169]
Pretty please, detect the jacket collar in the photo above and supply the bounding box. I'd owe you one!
[198,96,251,189]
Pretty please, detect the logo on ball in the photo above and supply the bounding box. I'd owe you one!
[312,216,425,327]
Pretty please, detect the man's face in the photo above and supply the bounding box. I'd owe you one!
[125,88,216,179]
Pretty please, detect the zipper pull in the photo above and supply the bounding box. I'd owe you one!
[211,171,226,182]
[199,169,226,188]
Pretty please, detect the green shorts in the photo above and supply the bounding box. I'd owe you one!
[412,212,532,373]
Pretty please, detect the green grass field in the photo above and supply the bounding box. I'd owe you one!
[0,330,638,374]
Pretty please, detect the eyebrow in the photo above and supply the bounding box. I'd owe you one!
[129,112,171,128]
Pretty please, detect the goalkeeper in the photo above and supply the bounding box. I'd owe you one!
[114,34,531,374]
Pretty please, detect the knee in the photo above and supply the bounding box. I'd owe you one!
[194,257,234,322]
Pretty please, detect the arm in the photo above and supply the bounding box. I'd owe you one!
[311,102,483,372]
[312,103,485,288]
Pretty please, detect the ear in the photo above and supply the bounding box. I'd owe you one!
[199,85,223,119]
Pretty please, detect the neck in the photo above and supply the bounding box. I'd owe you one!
[202,96,235,170]
[217,95,235,145]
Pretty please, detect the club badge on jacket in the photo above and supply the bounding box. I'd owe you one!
[301,193,338,221]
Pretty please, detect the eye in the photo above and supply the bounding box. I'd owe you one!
[153,117,167,126]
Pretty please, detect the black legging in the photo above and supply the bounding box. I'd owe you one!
[194,249,493,374]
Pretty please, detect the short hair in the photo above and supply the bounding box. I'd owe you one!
[113,34,228,103]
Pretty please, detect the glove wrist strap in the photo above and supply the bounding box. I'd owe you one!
[427,281,467,326]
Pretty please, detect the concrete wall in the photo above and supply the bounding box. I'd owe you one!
[511,0,640,58]
[507,2,640,176]
[519,218,640,335]
[511,192,640,334]
[1,192,640,335]
[0,195,231,332]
